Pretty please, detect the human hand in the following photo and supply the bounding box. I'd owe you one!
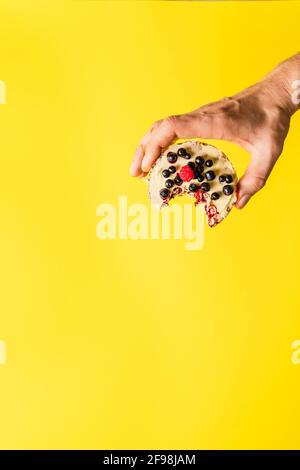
[131,54,300,208]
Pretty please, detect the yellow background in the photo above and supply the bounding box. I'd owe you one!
[0,0,299,450]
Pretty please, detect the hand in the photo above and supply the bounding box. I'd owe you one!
[131,54,299,208]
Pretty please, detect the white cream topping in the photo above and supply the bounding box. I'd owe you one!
[147,140,237,227]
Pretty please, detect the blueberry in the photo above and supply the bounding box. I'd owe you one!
[205,159,213,167]
[168,165,176,174]
[160,188,170,199]
[205,170,215,181]
[189,183,198,192]
[167,152,177,164]
[174,175,183,186]
[211,192,220,200]
[162,169,170,178]
[200,182,210,192]
[219,175,226,183]
[194,168,202,179]
[188,162,195,169]
[197,174,204,183]
[165,179,174,189]
[195,164,204,174]
[195,156,204,166]
[223,185,233,196]
[177,147,187,157]
[184,153,191,160]
[225,174,233,183]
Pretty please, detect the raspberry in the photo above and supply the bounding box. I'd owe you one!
[207,205,217,217]
[173,187,182,196]
[195,189,204,204]
[208,217,217,227]
[179,165,194,182]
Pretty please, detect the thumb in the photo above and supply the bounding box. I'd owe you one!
[236,149,277,209]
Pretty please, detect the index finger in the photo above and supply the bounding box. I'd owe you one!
[130,128,153,177]
[141,118,177,173]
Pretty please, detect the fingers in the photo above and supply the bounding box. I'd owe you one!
[141,118,179,172]
[130,144,144,176]
[236,174,266,209]
[130,112,222,176]
[236,148,278,209]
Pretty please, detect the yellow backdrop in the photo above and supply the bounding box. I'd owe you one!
[0,0,299,450]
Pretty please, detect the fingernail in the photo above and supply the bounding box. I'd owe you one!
[237,194,250,209]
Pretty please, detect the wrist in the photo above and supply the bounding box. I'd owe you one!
[260,53,300,116]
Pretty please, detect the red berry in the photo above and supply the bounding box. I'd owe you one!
[179,165,194,182]
[195,189,204,204]
[207,205,217,217]
[208,217,217,227]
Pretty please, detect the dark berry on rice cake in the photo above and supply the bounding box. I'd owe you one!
[146,140,237,227]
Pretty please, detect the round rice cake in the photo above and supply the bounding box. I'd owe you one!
[147,140,237,227]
